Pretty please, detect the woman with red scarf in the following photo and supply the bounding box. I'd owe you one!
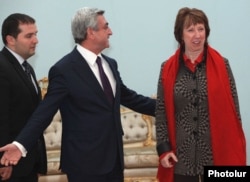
[156,7,246,182]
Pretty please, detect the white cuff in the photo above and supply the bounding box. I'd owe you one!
[12,141,27,157]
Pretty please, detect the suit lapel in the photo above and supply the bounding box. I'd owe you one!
[71,49,110,103]
[1,48,39,99]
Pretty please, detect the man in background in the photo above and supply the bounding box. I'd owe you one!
[0,13,47,181]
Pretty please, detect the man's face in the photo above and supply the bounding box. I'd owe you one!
[8,23,38,60]
[92,15,113,53]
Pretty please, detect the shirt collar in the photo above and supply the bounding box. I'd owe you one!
[183,51,204,65]
[182,51,204,72]
[5,46,25,65]
[76,44,101,66]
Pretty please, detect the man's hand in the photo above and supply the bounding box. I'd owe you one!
[0,144,22,166]
[0,166,13,180]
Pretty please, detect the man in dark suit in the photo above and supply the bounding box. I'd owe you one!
[0,14,47,181]
[0,8,155,182]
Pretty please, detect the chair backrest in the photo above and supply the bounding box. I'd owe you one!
[121,107,156,148]
[43,111,62,150]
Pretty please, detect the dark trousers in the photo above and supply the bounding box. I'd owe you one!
[174,174,204,182]
[0,169,38,182]
[67,154,123,182]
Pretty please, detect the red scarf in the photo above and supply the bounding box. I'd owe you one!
[157,45,246,182]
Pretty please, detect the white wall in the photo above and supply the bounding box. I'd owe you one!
[1,0,249,164]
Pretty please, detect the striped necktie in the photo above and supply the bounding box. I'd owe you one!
[22,61,32,80]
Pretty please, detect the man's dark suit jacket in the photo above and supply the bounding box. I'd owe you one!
[0,47,47,176]
[15,47,156,176]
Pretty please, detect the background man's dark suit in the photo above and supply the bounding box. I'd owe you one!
[0,47,47,176]
[14,47,155,177]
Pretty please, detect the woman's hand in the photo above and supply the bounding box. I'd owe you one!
[160,152,178,168]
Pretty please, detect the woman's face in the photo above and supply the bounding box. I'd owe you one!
[182,23,206,53]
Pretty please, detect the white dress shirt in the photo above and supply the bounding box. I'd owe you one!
[76,44,116,96]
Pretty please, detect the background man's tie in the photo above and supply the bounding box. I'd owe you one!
[96,56,114,104]
[22,61,32,80]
